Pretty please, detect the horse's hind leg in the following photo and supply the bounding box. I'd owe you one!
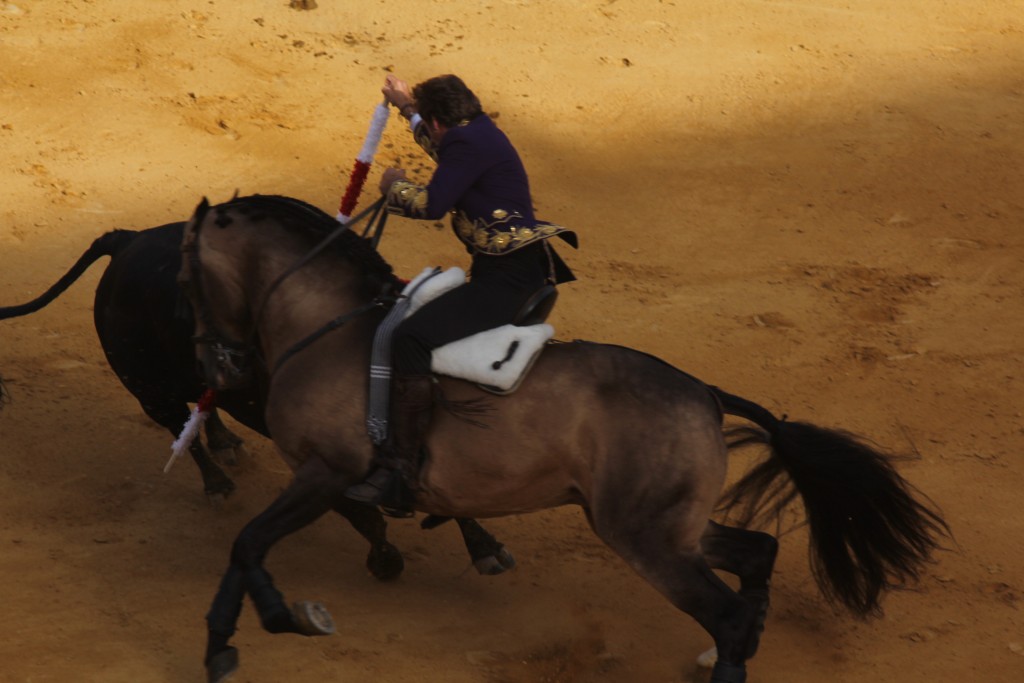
[456,518,516,575]
[333,499,405,581]
[698,520,780,664]
[420,516,516,575]
[205,457,345,683]
[584,391,764,680]
[587,499,761,683]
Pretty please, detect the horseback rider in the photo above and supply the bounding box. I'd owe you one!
[344,73,578,516]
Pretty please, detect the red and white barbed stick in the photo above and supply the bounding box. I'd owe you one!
[337,100,392,223]
[164,388,217,473]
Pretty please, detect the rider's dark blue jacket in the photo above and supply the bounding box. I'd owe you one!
[385,113,576,283]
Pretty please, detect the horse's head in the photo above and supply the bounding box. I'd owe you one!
[179,193,399,391]
[179,198,257,392]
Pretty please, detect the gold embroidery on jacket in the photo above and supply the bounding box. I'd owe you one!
[386,180,429,218]
[452,211,573,255]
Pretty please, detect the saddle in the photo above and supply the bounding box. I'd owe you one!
[365,267,556,446]
[404,267,557,395]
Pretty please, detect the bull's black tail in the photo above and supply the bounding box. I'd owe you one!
[0,229,138,319]
[712,386,950,617]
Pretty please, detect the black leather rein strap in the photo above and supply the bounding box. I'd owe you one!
[271,287,396,378]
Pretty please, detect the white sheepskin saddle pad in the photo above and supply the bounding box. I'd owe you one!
[402,267,554,393]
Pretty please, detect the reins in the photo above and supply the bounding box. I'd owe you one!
[266,198,396,376]
[250,197,389,329]
[270,295,390,377]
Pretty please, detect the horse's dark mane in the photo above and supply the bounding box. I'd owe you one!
[219,194,398,289]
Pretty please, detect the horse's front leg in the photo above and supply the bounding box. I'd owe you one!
[205,458,344,683]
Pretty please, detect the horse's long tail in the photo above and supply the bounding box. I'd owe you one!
[0,229,138,319]
[711,386,950,617]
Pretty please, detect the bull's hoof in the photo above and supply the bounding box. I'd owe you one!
[367,542,405,582]
[292,601,335,636]
[710,660,747,683]
[211,442,248,467]
[206,646,239,683]
[473,546,516,576]
[203,472,236,501]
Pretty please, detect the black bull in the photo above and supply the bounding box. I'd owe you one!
[0,222,515,578]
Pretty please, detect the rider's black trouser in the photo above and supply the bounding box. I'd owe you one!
[392,240,550,376]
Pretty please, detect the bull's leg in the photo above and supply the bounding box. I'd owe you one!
[204,457,345,683]
[187,438,236,498]
[145,399,235,498]
[203,407,247,466]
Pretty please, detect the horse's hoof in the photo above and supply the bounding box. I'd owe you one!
[206,646,239,683]
[291,601,335,636]
[474,547,516,576]
[367,542,405,582]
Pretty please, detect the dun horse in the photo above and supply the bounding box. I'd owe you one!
[181,194,948,683]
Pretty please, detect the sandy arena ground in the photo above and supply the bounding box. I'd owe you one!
[1,1,1022,681]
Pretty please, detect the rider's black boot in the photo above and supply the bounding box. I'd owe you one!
[344,375,434,517]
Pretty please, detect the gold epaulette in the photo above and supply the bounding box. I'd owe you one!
[386,179,429,218]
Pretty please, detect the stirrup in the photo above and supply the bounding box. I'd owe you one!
[344,467,416,518]
[379,476,417,519]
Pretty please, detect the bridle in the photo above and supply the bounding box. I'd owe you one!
[181,196,394,388]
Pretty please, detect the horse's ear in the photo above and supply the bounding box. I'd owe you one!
[192,196,210,224]
[184,197,211,247]
[231,189,240,200]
